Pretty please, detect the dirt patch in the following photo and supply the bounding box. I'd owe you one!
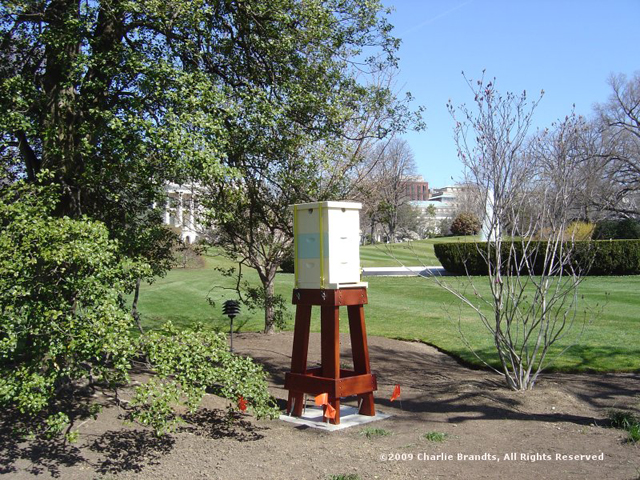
[2,332,639,479]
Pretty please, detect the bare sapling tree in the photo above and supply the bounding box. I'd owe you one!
[594,72,640,217]
[355,138,418,242]
[452,183,484,223]
[442,74,594,390]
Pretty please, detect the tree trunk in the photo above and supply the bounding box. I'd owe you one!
[261,267,278,335]
[132,277,144,334]
[369,218,376,244]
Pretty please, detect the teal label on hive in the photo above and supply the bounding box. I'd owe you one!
[297,233,329,259]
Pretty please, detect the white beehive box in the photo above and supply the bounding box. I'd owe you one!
[291,201,367,290]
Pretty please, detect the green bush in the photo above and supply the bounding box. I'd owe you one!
[132,322,279,435]
[0,179,279,438]
[593,219,640,240]
[0,180,140,437]
[450,212,481,236]
[434,241,492,275]
[434,240,640,276]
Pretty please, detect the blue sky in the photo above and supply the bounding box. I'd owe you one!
[382,0,640,187]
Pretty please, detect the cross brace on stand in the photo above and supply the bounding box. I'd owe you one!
[284,287,377,425]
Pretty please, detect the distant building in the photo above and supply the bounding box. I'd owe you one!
[409,184,468,235]
[402,175,430,201]
[163,183,203,244]
[429,185,464,203]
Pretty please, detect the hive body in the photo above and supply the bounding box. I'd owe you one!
[292,201,367,290]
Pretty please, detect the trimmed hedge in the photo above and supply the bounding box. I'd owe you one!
[434,239,640,276]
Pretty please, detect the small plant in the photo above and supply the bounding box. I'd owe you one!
[359,427,392,439]
[327,475,360,480]
[423,431,448,442]
[608,409,640,443]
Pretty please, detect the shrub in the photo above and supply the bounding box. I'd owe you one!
[438,217,452,236]
[565,221,595,241]
[434,239,640,276]
[132,322,279,435]
[0,179,279,438]
[616,219,640,239]
[0,180,140,438]
[434,241,491,275]
[608,409,640,443]
[593,220,618,240]
[593,219,640,240]
[450,212,481,236]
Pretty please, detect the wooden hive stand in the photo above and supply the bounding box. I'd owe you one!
[284,286,377,425]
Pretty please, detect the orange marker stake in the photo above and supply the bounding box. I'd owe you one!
[315,393,329,406]
[390,384,401,402]
[324,402,336,420]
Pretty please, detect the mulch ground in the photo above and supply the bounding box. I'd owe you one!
[2,332,639,479]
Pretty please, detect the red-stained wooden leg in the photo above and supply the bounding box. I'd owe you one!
[321,305,340,424]
[329,397,341,425]
[347,305,371,375]
[287,304,312,416]
[286,392,305,417]
[320,305,340,379]
[348,304,376,417]
[357,393,375,416]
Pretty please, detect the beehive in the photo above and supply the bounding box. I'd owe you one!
[291,201,367,290]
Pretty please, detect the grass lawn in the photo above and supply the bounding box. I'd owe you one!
[136,240,640,373]
[359,236,476,267]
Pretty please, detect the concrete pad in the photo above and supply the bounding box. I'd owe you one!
[279,405,391,431]
[361,266,451,277]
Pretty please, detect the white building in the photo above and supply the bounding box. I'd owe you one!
[163,183,203,244]
[409,185,466,235]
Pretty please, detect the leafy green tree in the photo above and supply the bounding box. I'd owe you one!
[1,0,419,430]
[195,4,421,333]
[1,0,421,335]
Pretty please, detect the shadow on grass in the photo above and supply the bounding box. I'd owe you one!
[543,344,640,373]
[440,344,640,375]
